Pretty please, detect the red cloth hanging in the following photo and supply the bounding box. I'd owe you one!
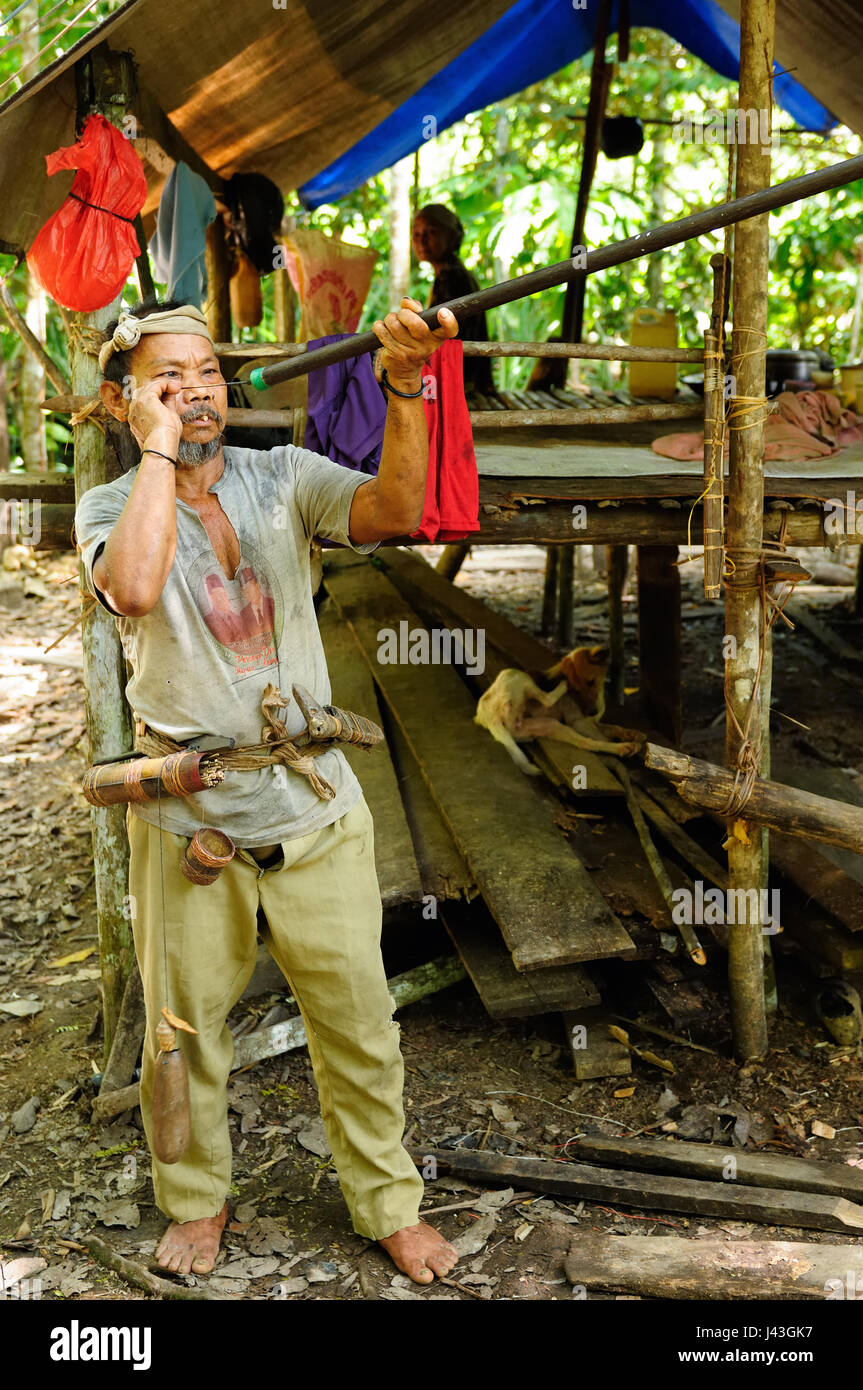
[27,114,147,312]
[411,338,480,543]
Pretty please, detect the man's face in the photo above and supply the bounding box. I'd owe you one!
[103,333,229,461]
[411,217,449,265]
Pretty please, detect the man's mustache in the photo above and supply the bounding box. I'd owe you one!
[179,404,224,426]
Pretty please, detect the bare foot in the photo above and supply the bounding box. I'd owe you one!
[379,1221,459,1285]
[155,1202,227,1276]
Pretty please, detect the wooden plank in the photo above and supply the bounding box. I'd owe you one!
[470,402,702,430]
[564,1234,863,1300]
[323,559,633,970]
[568,1134,863,1201]
[564,1007,631,1080]
[532,739,625,797]
[0,474,75,504]
[442,903,600,1020]
[772,831,863,933]
[413,1148,863,1234]
[317,599,421,909]
[773,756,863,893]
[385,716,475,904]
[637,545,681,743]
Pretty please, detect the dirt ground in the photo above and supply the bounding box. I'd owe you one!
[1,542,863,1303]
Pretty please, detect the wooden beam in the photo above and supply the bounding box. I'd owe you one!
[415,1147,863,1234]
[565,1234,863,1299]
[323,556,634,970]
[469,402,702,429]
[562,0,613,344]
[568,1133,863,1201]
[644,743,863,855]
[637,545,681,743]
[134,86,225,197]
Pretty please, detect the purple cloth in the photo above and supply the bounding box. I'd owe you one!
[304,333,386,474]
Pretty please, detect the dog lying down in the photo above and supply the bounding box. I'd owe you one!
[474,645,645,776]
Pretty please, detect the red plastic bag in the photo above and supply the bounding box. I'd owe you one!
[27,113,147,312]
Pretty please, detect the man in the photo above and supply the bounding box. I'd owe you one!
[75,294,460,1284]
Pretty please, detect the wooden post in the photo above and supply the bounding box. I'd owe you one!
[132,213,155,301]
[436,544,470,582]
[725,0,775,1061]
[703,252,729,599]
[637,545,681,743]
[557,545,575,646]
[71,46,136,1058]
[204,216,232,343]
[541,547,558,637]
[607,544,629,705]
[273,263,295,344]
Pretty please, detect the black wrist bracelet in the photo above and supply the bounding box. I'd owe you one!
[380,368,424,399]
[141,448,178,467]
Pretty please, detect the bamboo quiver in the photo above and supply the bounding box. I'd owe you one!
[82,750,225,807]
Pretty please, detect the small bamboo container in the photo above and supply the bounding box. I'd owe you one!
[180,828,236,886]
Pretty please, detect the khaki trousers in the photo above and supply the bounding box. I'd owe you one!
[126,796,423,1240]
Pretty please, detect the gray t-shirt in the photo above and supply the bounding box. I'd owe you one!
[74,443,377,847]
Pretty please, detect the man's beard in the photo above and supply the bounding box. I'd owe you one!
[177,405,225,467]
[177,434,224,466]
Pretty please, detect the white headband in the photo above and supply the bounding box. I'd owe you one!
[99,305,213,374]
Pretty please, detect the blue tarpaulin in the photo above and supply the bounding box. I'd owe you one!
[299,0,835,209]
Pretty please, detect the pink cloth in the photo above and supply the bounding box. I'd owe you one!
[652,390,863,465]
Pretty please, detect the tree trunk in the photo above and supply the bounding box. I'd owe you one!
[72,46,137,1059]
[725,0,775,1062]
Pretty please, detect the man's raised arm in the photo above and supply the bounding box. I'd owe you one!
[348,299,458,544]
[93,384,182,617]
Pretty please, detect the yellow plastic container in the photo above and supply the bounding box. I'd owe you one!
[839,363,863,408]
[628,308,678,400]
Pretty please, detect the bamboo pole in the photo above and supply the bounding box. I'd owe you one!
[44,393,702,432]
[0,278,71,396]
[724,0,775,1062]
[460,341,704,361]
[71,46,136,1059]
[703,252,729,598]
[251,151,863,390]
[217,339,703,362]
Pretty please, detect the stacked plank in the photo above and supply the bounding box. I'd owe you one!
[319,547,691,1033]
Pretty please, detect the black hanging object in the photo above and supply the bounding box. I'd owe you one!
[222,173,285,276]
[601,116,644,160]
